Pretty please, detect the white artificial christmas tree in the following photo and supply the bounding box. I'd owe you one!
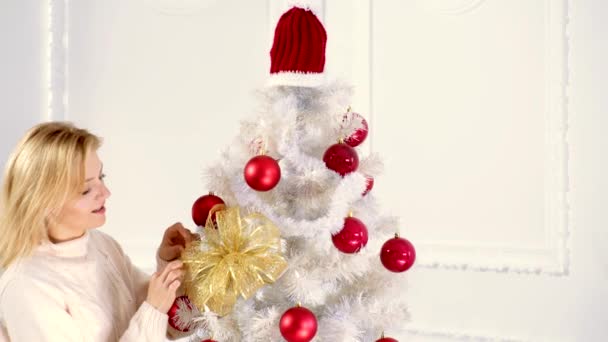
[171,3,415,342]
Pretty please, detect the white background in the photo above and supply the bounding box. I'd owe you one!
[1,0,607,341]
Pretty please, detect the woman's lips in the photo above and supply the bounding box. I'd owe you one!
[92,206,106,214]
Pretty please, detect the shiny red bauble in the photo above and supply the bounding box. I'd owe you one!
[376,337,399,342]
[244,155,281,191]
[332,216,369,254]
[323,143,359,176]
[344,112,369,147]
[380,235,416,272]
[201,340,217,342]
[167,296,193,332]
[279,305,318,342]
[192,193,225,227]
[362,175,374,196]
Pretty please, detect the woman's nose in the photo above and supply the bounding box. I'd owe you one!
[100,183,111,199]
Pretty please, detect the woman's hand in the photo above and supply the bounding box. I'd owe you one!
[158,222,198,262]
[146,260,184,313]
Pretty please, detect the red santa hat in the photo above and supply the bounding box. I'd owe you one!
[268,1,327,87]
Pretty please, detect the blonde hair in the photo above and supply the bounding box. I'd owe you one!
[0,122,102,268]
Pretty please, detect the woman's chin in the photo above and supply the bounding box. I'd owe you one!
[88,218,106,229]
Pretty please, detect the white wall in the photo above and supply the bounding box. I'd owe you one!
[0,0,47,173]
[64,0,270,269]
[1,0,607,341]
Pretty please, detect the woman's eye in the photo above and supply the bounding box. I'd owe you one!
[100,173,106,181]
[82,189,91,195]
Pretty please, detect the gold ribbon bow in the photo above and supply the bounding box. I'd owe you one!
[181,206,287,316]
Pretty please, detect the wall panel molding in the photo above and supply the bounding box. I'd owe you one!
[48,0,68,121]
[361,0,570,277]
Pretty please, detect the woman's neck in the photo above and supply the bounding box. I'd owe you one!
[47,225,87,244]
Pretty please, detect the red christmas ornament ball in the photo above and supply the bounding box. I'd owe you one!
[323,143,359,176]
[362,175,374,196]
[380,236,416,272]
[244,155,281,191]
[344,112,369,147]
[192,194,225,227]
[376,338,399,342]
[167,296,193,332]
[201,340,217,342]
[332,216,369,254]
[279,305,318,342]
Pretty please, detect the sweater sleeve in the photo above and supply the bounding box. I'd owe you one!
[1,276,84,341]
[116,241,191,341]
[120,246,177,308]
[118,300,168,342]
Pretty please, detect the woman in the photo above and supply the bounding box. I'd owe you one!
[0,122,194,341]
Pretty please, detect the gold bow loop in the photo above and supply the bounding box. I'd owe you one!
[181,206,287,316]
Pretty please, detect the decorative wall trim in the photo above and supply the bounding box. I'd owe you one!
[412,0,487,15]
[402,325,528,342]
[414,240,568,275]
[47,0,68,121]
[141,0,219,16]
[364,0,570,277]
[354,0,569,339]
[47,0,69,120]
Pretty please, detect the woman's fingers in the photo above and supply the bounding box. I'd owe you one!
[165,245,184,260]
[147,261,185,312]
[160,260,183,282]
[169,279,181,291]
[163,268,185,287]
[175,224,194,245]
[163,223,195,251]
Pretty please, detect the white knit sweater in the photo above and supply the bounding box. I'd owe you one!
[0,229,181,342]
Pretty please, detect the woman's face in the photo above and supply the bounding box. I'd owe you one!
[55,150,111,235]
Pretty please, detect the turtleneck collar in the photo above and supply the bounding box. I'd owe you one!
[36,229,91,258]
